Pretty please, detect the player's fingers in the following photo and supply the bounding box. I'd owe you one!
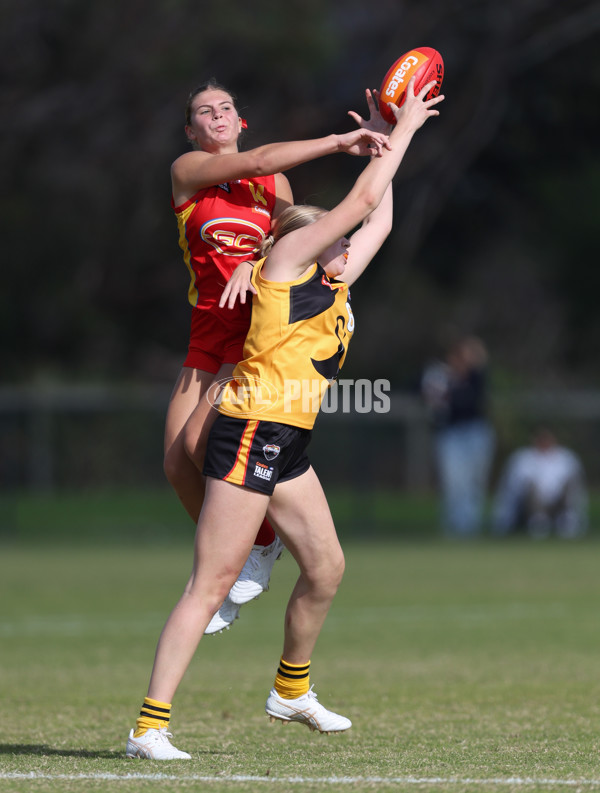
[218,284,231,308]
[369,133,387,155]
[347,110,364,127]
[418,79,439,99]
[406,75,417,97]
[425,93,445,107]
[373,130,391,149]
[388,102,402,121]
[370,132,391,151]
[227,283,245,309]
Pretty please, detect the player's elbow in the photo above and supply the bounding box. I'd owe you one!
[357,188,381,218]
[248,151,270,176]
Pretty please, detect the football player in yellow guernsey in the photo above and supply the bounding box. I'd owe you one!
[126,77,443,760]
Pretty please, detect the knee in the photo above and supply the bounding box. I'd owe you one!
[163,437,201,488]
[185,566,238,612]
[331,549,345,589]
[311,548,345,599]
[200,584,230,616]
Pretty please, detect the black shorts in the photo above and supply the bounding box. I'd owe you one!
[203,414,313,495]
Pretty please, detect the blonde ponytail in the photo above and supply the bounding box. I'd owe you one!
[258,234,276,258]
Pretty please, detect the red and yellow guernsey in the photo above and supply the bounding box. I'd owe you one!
[218,258,355,429]
[172,175,277,311]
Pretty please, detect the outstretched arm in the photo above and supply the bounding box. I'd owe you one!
[340,183,393,287]
[340,88,394,286]
[265,77,444,282]
[171,129,390,206]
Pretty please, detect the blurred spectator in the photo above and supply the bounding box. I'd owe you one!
[492,428,588,539]
[422,335,495,537]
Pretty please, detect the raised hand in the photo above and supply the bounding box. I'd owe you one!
[387,76,444,132]
[347,88,392,135]
[336,127,391,157]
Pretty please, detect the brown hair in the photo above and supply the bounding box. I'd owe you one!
[258,205,327,258]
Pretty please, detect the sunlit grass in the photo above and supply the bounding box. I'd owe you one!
[1,536,599,791]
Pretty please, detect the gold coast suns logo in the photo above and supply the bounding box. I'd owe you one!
[200,217,266,256]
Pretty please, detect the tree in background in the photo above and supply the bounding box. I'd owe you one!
[1,0,599,385]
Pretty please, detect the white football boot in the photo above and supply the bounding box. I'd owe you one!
[265,686,352,734]
[125,727,191,760]
[204,597,240,635]
[229,536,285,605]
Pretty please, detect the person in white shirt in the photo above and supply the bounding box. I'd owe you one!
[492,428,587,538]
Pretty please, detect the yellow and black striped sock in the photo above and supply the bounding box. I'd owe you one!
[133,696,171,738]
[274,657,310,699]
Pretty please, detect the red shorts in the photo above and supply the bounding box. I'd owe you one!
[183,304,251,374]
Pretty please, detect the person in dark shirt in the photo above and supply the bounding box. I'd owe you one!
[422,336,495,536]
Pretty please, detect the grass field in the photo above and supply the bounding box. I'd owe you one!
[1,498,600,792]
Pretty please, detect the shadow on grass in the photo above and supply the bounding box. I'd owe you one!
[0,743,123,759]
[0,743,227,761]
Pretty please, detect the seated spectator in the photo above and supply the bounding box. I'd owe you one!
[492,428,588,539]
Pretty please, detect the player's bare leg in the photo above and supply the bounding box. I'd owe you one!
[264,467,351,733]
[163,367,216,522]
[268,467,344,661]
[182,363,234,483]
[165,364,279,634]
[146,478,270,704]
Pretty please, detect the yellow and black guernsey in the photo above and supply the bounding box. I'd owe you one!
[218,258,355,429]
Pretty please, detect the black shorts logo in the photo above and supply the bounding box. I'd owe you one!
[253,461,274,481]
[263,444,281,461]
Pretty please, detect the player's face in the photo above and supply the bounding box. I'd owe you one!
[320,237,350,278]
[186,89,242,152]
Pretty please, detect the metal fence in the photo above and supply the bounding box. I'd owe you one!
[2,384,600,492]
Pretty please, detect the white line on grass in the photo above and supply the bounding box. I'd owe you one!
[2,772,600,787]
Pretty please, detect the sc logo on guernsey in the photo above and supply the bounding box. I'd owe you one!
[200,218,266,256]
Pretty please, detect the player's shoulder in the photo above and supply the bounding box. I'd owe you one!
[171,149,211,175]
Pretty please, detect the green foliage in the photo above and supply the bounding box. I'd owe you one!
[2,1,600,384]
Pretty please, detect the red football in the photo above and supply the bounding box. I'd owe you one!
[379,47,444,123]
